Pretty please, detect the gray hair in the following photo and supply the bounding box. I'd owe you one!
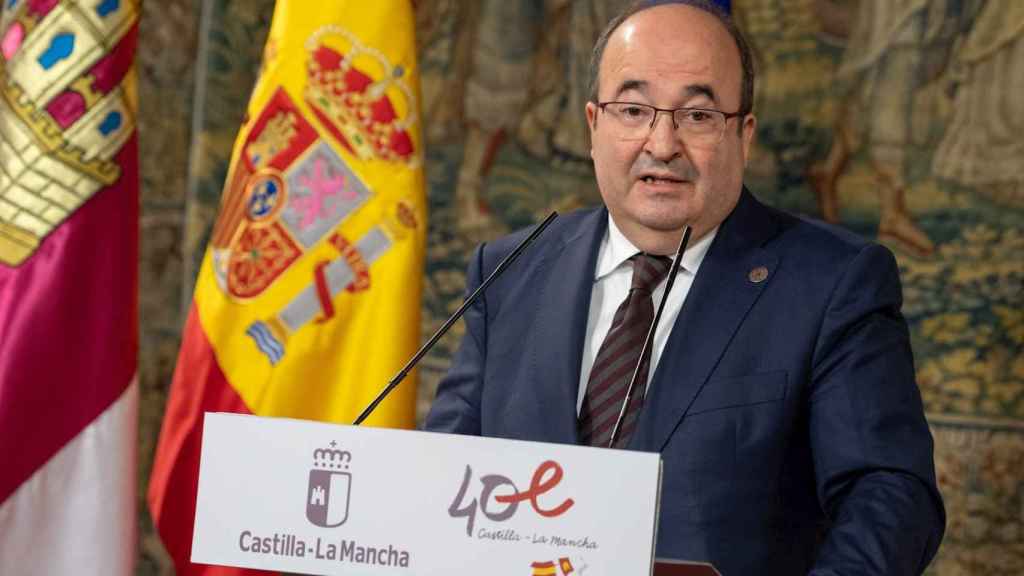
[588,0,755,116]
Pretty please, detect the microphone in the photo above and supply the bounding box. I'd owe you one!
[352,211,560,426]
[607,225,692,448]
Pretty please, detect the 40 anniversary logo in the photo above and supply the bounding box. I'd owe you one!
[447,460,575,536]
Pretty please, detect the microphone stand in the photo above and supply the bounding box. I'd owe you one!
[607,225,692,448]
[353,211,559,426]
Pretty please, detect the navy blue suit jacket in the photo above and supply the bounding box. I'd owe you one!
[425,190,945,575]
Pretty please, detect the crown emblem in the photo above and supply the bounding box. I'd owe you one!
[307,440,352,528]
[303,25,418,167]
[313,441,352,471]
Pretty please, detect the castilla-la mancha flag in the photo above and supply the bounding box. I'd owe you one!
[0,0,140,573]
[148,1,426,573]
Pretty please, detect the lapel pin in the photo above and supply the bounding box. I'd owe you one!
[749,266,769,283]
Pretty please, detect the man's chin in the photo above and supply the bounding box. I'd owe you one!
[633,206,695,234]
[607,202,697,238]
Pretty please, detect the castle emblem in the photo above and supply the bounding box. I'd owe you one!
[0,0,139,266]
[306,441,352,528]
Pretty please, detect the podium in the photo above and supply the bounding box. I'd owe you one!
[192,412,718,575]
[653,559,722,575]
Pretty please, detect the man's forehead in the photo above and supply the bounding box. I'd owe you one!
[609,79,719,104]
[612,3,730,44]
[599,4,741,101]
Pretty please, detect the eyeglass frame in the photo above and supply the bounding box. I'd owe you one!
[594,101,749,142]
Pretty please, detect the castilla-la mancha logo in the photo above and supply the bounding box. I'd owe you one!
[306,441,352,528]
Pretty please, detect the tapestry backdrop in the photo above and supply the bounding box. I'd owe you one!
[135,0,1022,573]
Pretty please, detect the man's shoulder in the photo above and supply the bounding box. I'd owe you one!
[482,206,605,261]
[760,200,885,266]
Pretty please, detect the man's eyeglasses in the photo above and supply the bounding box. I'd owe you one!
[596,102,746,147]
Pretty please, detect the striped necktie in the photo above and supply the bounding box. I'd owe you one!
[579,253,673,448]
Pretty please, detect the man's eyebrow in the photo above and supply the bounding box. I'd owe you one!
[610,81,720,106]
[683,84,717,105]
[611,79,647,100]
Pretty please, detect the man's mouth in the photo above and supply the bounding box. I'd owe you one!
[639,175,685,184]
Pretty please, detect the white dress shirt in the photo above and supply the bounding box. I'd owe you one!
[576,216,717,414]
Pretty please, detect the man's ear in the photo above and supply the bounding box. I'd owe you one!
[741,113,757,166]
[586,102,599,159]
[586,101,598,130]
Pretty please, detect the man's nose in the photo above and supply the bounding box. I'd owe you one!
[643,111,685,161]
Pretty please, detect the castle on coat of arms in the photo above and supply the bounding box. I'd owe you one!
[0,0,139,266]
[206,24,421,364]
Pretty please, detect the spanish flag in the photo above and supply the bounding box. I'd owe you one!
[0,1,139,573]
[531,561,558,576]
[148,1,426,572]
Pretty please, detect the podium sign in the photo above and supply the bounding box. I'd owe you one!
[193,413,662,575]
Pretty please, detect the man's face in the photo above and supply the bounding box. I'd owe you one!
[586,4,756,251]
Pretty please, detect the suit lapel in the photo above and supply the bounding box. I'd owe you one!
[526,208,607,444]
[631,190,780,452]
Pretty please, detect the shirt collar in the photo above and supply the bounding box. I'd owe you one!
[595,213,718,281]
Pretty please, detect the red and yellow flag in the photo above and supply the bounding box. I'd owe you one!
[148,1,426,572]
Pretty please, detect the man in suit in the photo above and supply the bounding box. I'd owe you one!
[425,1,946,573]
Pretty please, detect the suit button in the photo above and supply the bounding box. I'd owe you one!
[749,266,769,283]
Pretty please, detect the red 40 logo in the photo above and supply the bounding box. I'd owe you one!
[448,460,576,536]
